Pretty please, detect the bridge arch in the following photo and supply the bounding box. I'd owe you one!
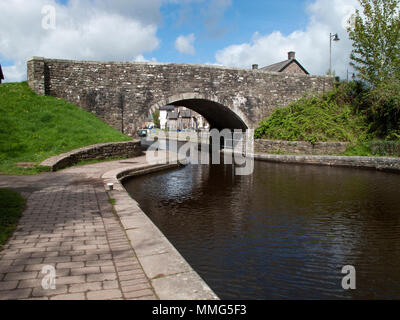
[149,93,250,131]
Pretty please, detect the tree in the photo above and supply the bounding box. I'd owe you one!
[152,109,160,128]
[347,0,400,86]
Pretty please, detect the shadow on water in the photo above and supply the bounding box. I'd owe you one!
[128,138,400,299]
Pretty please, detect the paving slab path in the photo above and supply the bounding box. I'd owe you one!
[0,155,164,300]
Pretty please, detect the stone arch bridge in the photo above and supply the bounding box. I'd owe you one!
[28,57,333,136]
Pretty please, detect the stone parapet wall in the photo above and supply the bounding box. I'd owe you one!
[255,139,349,155]
[27,57,47,95]
[40,140,142,171]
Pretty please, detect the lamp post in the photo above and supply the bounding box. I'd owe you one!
[329,33,340,75]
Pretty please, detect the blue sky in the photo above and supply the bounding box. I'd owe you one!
[48,0,310,65]
[155,0,309,65]
[0,0,358,82]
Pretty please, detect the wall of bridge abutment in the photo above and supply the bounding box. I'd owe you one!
[27,57,334,137]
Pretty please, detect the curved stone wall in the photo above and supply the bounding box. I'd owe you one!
[40,140,142,171]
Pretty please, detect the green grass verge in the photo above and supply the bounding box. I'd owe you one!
[255,91,369,144]
[0,82,131,175]
[0,189,26,249]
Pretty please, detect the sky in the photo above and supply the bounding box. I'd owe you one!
[0,0,360,82]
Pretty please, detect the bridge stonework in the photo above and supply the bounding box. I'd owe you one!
[27,57,333,136]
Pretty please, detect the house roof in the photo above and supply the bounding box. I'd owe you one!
[0,64,4,80]
[180,110,192,118]
[260,59,309,75]
[168,111,178,120]
[160,105,175,111]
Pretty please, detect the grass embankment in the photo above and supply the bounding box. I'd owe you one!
[255,83,400,156]
[0,189,26,249]
[0,82,131,175]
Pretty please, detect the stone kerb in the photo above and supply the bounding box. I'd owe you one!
[101,152,219,300]
[254,153,400,172]
[40,140,142,171]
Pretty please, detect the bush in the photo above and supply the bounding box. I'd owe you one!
[255,84,368,144]
[370,140,400,156]
[365,80,400,139]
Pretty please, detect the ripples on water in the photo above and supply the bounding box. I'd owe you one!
[124,158,400,300]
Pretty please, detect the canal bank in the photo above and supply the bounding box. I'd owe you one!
[2,136,400,300]
[147,135,400,173]
[0,152,218,300]
[252,153,400,173]
[101,153,219,300]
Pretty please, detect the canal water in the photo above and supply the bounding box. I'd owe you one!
[124,140,400,300]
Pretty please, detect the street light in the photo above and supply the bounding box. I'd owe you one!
[329,33,340,75]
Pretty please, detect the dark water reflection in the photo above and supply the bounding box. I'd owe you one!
[124,149,400,299]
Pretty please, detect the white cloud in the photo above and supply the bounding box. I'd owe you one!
[0,0,161,82]
[88,0,163,24]
[202,0,232,38]
[175,33,196,55]
[215,0,360,78]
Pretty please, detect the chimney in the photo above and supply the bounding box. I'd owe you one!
[252,64,258,70]
[288,51,295,60]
